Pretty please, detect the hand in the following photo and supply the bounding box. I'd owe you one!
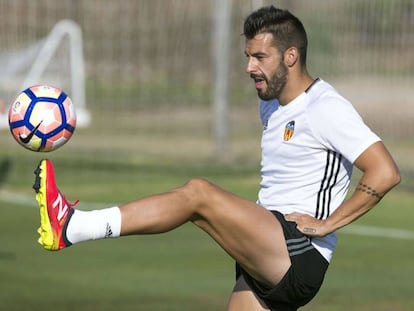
[284,212,329,237]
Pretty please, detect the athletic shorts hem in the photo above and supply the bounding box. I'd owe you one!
[235,210,329,310]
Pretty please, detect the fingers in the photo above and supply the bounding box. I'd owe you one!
[284,212,299,222]
[284,213,322,237]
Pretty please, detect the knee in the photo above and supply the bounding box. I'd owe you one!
[181,178,212,198]
[179,178,216,209]
[180,178,220,226]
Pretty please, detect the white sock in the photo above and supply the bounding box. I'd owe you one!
[65,206,122,244]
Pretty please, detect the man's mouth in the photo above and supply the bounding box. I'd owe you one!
[251,75,266,89]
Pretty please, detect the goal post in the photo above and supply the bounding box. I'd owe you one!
[212,0,232,161]
[0,19,90,129]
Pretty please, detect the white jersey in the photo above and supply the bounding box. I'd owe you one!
[258,79,380,262]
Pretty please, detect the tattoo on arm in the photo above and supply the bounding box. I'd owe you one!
[356,183,383,200]
[303,227,316,234]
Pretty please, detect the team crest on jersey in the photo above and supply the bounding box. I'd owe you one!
[283,121,295,141]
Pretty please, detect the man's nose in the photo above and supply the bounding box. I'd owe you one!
[245,58,257,74]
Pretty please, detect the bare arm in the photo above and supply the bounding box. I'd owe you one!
[285,141,401,237]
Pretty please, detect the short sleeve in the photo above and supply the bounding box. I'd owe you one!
[308,95,381,163]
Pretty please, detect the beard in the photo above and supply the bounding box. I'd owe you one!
[256,61,288,101]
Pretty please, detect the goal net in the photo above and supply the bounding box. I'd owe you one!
[0,19,90,129]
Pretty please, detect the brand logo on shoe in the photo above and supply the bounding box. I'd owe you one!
[53,193,69,222]
[19,121,43,144]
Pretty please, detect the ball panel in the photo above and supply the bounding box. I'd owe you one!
[63,98,77,128]
[10,126,43,151]
[8,93,32,124]
[30,85,62,100]
[27,135,43,151]
[31,102,62,133]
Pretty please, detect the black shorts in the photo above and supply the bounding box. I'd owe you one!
[236,210,329,311]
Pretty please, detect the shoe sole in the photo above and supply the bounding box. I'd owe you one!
[34,160,57,250]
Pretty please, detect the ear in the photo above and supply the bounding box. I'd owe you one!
[284,47,299,67]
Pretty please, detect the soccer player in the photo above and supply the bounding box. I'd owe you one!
[33,6,400,311]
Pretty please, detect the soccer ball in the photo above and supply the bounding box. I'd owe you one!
[8,85,76,152]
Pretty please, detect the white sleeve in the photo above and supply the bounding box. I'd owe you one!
[308,95,381,163]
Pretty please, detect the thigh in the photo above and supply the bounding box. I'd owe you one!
[191,179,290,286]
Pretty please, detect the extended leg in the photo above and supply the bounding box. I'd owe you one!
[119,178,290,286]
[34,159,290,287]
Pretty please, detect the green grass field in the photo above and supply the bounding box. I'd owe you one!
[1,154,413,311]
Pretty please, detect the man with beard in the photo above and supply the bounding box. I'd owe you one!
[32,6,400,311]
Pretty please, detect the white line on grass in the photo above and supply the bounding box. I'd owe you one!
[0,189,37,207]
[1,189,414,240]
[0,189,107,210]
[340,224,414,240]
